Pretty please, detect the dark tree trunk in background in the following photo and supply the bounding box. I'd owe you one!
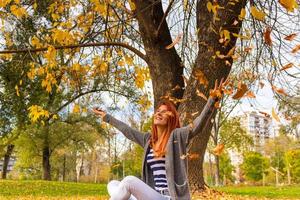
[133,0,248,190]
[42,145,51,180]
[1,144,14,179]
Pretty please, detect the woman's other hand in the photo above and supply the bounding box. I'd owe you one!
[92,108,107,119]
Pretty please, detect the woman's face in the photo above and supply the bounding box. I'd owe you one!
[153,105,172,127]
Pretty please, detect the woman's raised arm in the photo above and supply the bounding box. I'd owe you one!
[186,78,226,143]
[92,108,148,147]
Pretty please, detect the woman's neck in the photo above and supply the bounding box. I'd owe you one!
[156,125,167,138]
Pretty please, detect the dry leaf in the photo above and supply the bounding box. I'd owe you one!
[272,107,281,123]
[165,33,183,49]
[279,0,299,12]
[196,89,208,101]
[280,63,294,71]
[194,69,209,87]
[245,90,256,98]
[272,85,288,96]
[188,153,200,160]
[232,83,248,99]
[259,81,265,89]
[291,44,300,53]
[250,6,266,21]
[259,111,270,118]
[284,33,297,41]
[264,27,272,46]
[213,144,225,156]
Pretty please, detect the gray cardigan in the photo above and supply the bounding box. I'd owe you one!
[103,97,216,200]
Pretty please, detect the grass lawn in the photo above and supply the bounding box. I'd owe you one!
[1,180,300,199]
[215,185,300,199]
[0,180,108,199]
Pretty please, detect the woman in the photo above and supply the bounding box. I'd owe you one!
[93,80,224,200]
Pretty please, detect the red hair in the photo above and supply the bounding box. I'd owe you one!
[150,100,180,157]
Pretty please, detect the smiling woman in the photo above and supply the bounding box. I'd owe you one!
[92,79,226,200]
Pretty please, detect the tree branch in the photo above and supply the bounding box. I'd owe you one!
[155,0,174,37]
[0,42,148,62]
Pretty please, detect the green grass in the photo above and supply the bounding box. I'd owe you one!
[216,185,300,199]
[0,180,107,198]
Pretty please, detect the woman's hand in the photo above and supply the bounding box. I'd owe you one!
[92,108,107,119]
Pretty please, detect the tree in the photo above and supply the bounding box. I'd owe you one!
[219,152,235,185]
[1,0,299,189]
[285,149,300,183]
[241,151,269,182]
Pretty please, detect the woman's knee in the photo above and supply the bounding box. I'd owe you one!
[122,175,140,187]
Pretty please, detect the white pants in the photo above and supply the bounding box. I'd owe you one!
[107,175,171,200]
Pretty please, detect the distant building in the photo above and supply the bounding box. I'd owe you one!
[240,111,278,152]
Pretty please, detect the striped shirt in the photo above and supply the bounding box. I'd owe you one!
[146,148,169,192]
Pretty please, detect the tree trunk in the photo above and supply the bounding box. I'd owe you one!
[215,155,220,186]
[42,145,51,180]
[62,154,66,181]
[42,125,51,181]
[133,0,185,107]
[1,144,14,179]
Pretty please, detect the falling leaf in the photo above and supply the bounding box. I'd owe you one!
[196,89,208,101]
[194,69,209,87]
[259,81,265,89]
[264,27,272,46]
[188,153,200,160]
[272,107,281,123]
[73,104,80,113]
[272,85,288,96]
[213,144,224,156]
[250,6,266,21]
[15,85,20,96]
[284,33,297,41]
[165,33,183,49]
[232,83,248,99]
[291,44,300,53]
[245,90,256,98]
[279,0,299,12]
[259,111,270,118]
[239,8,246,20]
[280,63,294,71]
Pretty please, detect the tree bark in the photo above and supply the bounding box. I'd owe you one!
[133,0,185,107]
[1,144,14,179]
[179,0,248,190]
[215,155,220,186]
[42,145,51,180]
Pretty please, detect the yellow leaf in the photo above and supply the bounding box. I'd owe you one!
[15,85,20,96]
[207,1,213,12]
[279,0,298,12]
[10,5,28,19]
[239,8,246,20]
[0,0,12,8]
[128,0,136,11]
[73,104,80,113]
[272,107,281,123]
[250,6,266,21]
